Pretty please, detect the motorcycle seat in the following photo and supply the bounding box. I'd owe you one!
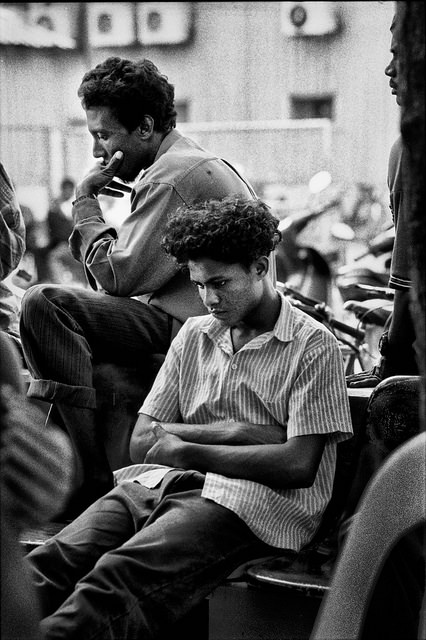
[343,299,393,326]
[341,283,394,301]
[336,271,390,301]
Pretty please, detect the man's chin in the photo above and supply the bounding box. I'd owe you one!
[210,310,232,324]
[119,171,141,185]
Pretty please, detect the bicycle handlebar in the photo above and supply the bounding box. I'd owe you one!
[329,318,365,341]
[278,283,323,307]
[278,282,365,342]
[346,283,395,300]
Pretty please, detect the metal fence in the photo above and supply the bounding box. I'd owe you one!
[179,119,332,187]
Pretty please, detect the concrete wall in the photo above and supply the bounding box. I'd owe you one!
[0,1,399,216]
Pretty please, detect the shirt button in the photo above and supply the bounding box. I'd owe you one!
[231,363,237,370]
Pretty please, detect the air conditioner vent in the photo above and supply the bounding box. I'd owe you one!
[87,2,136,48]
[281,2,340,37]
[27,3,77,43]
[136,2,193,46]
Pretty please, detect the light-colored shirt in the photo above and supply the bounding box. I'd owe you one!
[70,129,257,323]
[139,292,353,550]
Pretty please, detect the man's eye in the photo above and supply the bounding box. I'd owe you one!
[215,281,226,288]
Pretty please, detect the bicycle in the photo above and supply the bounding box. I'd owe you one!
[277,282,393,376]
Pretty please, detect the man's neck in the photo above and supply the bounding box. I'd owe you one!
[230,290,281,352]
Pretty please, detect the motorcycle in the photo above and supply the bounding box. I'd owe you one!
[334,224,394,302]
[272,171,342,304]
[271,172,389,308]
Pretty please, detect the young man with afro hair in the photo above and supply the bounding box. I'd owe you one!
[27,196,352,640]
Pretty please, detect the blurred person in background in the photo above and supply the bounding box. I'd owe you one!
[37,176,86,285]
[1,166,74,638]
[346,13,419,388]
[46,176,75,249]
[1,331,74,640]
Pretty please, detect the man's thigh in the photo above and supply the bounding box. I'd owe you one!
[93,481,266,613]
[27,480,171,616]
[39,474,269,638]
[22,284,172,363]
[69,291,171,360]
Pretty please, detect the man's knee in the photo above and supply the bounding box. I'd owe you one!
[21,284,65,320]
[21,285,90,330]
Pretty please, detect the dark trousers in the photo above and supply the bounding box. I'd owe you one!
[20,284,173,408]
[27,471,271,640]
[19,284,174,514]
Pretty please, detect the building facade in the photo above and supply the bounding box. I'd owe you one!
[0,1,398,218]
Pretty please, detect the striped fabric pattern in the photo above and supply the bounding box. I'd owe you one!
[141,292,353,550]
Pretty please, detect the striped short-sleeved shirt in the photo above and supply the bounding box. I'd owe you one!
[140,292,353,550]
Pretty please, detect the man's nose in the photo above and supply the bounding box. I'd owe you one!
[384,60,394,77]
[203,287,220,307]
[92,138,104,158]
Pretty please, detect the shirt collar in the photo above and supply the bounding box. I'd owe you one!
[273,291,298,342]
[153,129,183,163]
[132,130,182,185]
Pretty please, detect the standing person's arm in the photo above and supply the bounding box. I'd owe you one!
[347,139,418,387]
[384,139,418,374]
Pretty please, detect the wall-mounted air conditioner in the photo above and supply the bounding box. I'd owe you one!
[87,2,136,48]
[26,3,77,44]
[136,2,193,46]
[281,2,340,37]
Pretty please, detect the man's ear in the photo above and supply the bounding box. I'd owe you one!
[137,115,154,138]
[254,256,269,278]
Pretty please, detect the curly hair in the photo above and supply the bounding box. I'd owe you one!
[77,57,177,133]
[162,196,281,268]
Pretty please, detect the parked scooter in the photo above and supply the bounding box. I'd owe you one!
[334,224,394,302]
[274,171,342,304]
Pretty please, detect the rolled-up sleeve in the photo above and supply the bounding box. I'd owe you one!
[0,163,26,281]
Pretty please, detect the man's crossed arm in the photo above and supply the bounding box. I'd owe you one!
[130,414,326,490]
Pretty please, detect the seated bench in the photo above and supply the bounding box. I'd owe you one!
[19,377,421,640]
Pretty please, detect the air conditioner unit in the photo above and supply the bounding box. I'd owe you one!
[136,2,192,46]
[281,2,339,37]
[87,2,136,48]
[26,3,77,43]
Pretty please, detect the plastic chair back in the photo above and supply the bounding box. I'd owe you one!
[310,431,426,640]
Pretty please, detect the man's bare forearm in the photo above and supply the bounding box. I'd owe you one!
[143,425,326,489]
[129,414,286,463]
[160,421,286,445]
